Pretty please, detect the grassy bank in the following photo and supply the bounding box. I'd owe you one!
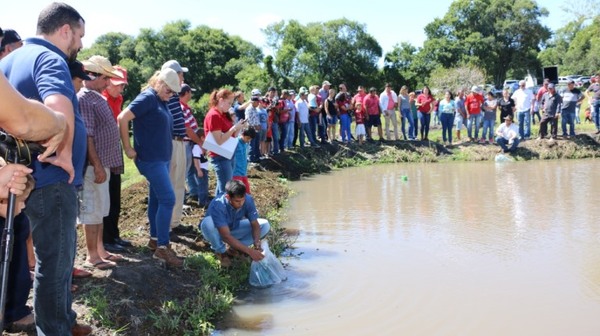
[58,132,600,336]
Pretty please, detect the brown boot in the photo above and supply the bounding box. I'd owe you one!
[153,246,183,267]
[147,239,157,251]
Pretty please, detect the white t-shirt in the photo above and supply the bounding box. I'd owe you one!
[192,144,209,170]
[511,88,534,111]
[295,99,310,123]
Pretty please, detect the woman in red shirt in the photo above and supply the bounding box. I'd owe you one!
[203,89,247,196]
[416,86,434,141]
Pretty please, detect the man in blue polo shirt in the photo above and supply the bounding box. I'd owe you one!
[0,3,91,335]
[199,180,270,267]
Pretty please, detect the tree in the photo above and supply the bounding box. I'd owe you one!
[423,0,551,86]
[263,18,382,92]
[428,66,486,94]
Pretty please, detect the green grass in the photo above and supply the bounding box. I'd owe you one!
[121,156,144,189]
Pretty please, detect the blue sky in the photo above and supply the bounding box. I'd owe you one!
[2,0,572,56]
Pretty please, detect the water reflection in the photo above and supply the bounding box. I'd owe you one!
[218,160,600,335]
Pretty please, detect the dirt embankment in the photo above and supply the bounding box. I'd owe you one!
[9,134,599,335]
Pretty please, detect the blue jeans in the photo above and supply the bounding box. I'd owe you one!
[196,168,209,206]
[278,122,287,150]
[135,160,175,246]
[308,114,319,142]
[420,113,431,139]
[400,108,415,140]
[249,132,261,162]
[25,182,78,335]
[440,113,454,143]
[285,121,295,148]
[209,155,233,197]
[185,142,198,196]
[299,122,317,147]
[340,114,352,142]
[496,136,520,152]
[561,110,576,136]
[481,119,494,140]
[200,216,270,253]
[271,122,280,154]
[517,110,531,138]
[1,214,32,324]
[467,114,482,139]
[594,102,600,131]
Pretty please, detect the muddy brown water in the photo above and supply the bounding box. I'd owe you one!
[216,160,600,335]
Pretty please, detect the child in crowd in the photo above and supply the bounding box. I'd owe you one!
[233,127,257,194]
[482,91,497,143]
[192,128,210,207]
[585,106,592,123]
[259,98,270,158]
[354,102,366,145]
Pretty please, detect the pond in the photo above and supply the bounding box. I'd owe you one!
[216,160,600,335]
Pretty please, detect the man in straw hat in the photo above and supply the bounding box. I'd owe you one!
[77,55,126,270]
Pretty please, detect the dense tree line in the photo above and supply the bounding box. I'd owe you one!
[79,0,598,119]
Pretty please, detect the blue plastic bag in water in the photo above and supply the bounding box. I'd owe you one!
[249,241,286,288]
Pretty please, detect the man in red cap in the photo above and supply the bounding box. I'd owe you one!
[101,66,132,252]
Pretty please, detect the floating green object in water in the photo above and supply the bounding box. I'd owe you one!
[401,175,408,181]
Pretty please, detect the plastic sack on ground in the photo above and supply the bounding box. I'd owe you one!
[249,241,286,288]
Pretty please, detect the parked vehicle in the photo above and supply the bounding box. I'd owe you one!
[503,79,519,92]
[576,76,591,87]
[558,76,570,84]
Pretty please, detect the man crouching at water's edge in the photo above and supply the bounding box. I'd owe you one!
[199,180,270,267]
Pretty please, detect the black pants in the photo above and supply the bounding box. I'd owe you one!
[539,115,558,139]
[103,172,122,244]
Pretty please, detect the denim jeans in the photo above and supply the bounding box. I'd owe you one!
[517,110,531,138]
[196,168,209,206]
[440,113,454,143]
[496,136,520,152]
[561,110,576,136]
[467,114,482,139]
[1,214,32,324]
[308,114,319,142]
[594,102,600,131]
[278,122,287,150]
[249,133,261,162]
[340,114,352,142]
[209,155,233,197]
[185,142,198,196]
[299,122,317,147]
[420,113,431,139]
[285,121,295,148]
[25,182,78,335]
[400,108,415,140]
[135,159,175,246]
[271,122,280,154]
[200,216,270,254]
[481,119,494,140]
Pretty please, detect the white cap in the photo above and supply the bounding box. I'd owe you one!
[158,68,181,93]
[251,88,261,96]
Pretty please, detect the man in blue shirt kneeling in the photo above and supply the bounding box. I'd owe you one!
[199,180,270,267]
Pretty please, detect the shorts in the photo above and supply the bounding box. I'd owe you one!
[232,176,251,194]
[77,167,110,224]
[368,114,381,127]
[259,129,267,142]
[454,115,464,130]
[355,124,366,136]
[327,115,338,125]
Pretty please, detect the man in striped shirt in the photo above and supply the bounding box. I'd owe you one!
[161,60,190,238]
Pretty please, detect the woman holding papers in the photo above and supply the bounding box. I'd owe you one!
[203,88,247,197]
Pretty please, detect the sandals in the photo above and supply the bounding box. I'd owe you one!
[85,260,116,270]
[102,253,126,262]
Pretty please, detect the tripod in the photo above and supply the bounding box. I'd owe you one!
[0,132,43,331]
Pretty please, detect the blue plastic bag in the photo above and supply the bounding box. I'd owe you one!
[249,241,286,288]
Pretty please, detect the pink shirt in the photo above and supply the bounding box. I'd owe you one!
[363,94,380,116]
[386,92,395,110]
